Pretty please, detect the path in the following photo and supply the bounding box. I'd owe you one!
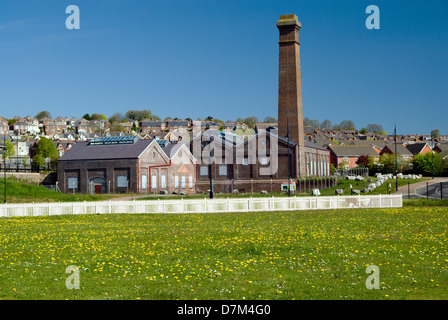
[395,177,448,199]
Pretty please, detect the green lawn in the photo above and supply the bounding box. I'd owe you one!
[0,178,117,203]
[0,204,447,300]
[0,176,431,203]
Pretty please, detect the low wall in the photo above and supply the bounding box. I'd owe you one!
[2,172,57,185]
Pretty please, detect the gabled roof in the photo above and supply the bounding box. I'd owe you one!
[328,145,379,157]
[381,144,413,156]
[58,138,153,161]
[435,144,448,153]
[140,120,163,126]
[405,142,431,155]
[166,120,189,126]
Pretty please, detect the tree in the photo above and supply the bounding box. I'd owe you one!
[82,113,91,120]
[263,116,277,123]
[332,124,342,131]
[109,112,124,123]
[35,111,52,120]
[413,153,443,176]
[303,117,311,126]
[33,137,58,168]
[309,119,320,129]
[3,139,15,158]
[243,116,258,128]
[110,123,125,132]
[339,120,356,131]
[366,124,384,134]
[125,109,153,121]
[320,120,332,129]
[90,113,107,121]
[378,153,407,174]
[431,129,440,139]
[131,122,139,133]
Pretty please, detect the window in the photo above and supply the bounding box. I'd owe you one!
[117,176,127,188]
[189,175,193,189]
[161,175,166,189]
[219,165,227,176]
[68,177,78,189]
[243,158,248,166]
[175,175,179,188]
[200,166,208,176]
[260,157,268,165]
[151,174,157,189]
[142,174,147,190]
[181,176,186,189]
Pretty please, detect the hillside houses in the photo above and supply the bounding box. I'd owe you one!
[1,113,447,192]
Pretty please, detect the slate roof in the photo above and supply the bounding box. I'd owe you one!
[405,142,430,155]
[328,145,379,157]
[381,144,413,156]
[162,143,183,159]
[58,139,152,161]
[140,121,163,127]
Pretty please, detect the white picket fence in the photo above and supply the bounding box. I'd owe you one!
[0,194,402,218]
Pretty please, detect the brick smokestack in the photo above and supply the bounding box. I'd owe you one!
[277,14,304,148]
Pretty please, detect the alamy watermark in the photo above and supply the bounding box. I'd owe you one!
[66,265,80,290]
[365,5,380,30]
[189,121,279,176]
[66,5,80,30]
[365,265,380,289]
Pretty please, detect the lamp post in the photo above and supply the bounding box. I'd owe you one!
[16,130,19,172]
[209,136,214,199]
[3,134,6,203]
[431,150,434,180]
[394,124,398,191]
[287,119,291,197]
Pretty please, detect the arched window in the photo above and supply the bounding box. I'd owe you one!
[142,174,147,190]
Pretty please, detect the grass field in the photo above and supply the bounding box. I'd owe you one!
[0,200,447,300]
[0,176,431,203]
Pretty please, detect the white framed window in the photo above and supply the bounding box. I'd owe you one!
[151,174,157,189]
[175,175,179,188]
[142,174,147,190]
[181,176,186,189]
[161,175,166,189]
[189,175,193,189]
[243,158,248,166]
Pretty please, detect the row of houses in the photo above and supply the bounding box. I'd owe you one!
[327,141,442,169]
[1,114,261,137]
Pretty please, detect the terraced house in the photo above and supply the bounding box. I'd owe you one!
[328,145,380,169]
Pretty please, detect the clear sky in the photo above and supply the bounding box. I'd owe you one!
[0,0,447,135]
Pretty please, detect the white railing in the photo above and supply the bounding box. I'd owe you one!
[0,194,402,218]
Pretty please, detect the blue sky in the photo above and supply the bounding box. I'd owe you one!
[0,0,447,135]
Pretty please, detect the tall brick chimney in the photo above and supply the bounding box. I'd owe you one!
[277,14,304,148]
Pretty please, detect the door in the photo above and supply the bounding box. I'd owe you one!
[94,185,102,194]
